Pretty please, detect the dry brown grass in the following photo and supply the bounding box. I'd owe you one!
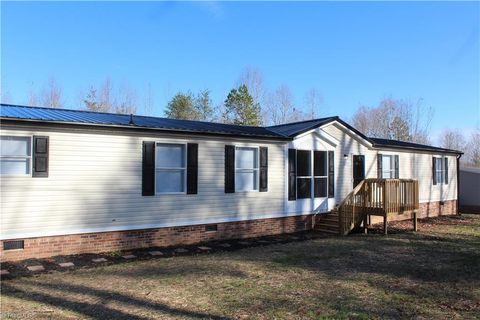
[1,214,479,319]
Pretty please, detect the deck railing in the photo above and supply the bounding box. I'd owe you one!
[338,179,419,235]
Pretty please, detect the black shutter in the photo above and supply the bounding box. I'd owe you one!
[259,147,268,192]
[328,151,334,198]
[187,143,198,194]
[142,141,155,196]
[225,145,235,193]
[432,157,437,185]
[394,155,399,179]
[377,154,383,179]
[444,157,448,184]
[288,149,297,201]
[32,136,49,177]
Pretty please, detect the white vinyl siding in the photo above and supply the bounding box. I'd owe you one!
[320,122,458,204]
[0,136,32,176]
[0,125,285,240]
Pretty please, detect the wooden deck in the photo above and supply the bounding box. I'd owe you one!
[337,179,419,235]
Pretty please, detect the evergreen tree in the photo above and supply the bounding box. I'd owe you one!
[223,85,262,126]
[164,93,197,120]
[194,90,214,121]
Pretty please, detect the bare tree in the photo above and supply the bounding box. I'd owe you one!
[98,78,114,112]
[264,85,305,125]
[236,66,264,107]
[351,97,433,143]
[27,82,39,106]
[82,78,137,114]
[41,77,64,108]
[83,87,100,112]
[438,129,466,151]
[114,85,137,115]
[464,129,480,167]
[304,88,323,119]
[143,83,154,116]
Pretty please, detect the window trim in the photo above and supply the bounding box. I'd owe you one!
[381,155,395,179]
[434,156,447,185]
[0,135,33,177]
[235,146,260,193]
[154,142,187,195]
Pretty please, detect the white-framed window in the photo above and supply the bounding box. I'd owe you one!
[434,157,446,185]
[0,136,32,176]
[382,155,395,179]
[155,143,186,194]
[235,147,259,192]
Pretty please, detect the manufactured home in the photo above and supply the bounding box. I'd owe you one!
[0,104,462,261]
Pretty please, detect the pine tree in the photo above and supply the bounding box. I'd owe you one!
[164,93,198,120]
[223,85,262,126]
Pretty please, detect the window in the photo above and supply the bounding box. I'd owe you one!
[155,143,186,193]
[235,147,259,191]
[296,150,311,198]
[314,151,328,198]
[381,155,394,179]
[434,157,448,185]
[0,136,31,176]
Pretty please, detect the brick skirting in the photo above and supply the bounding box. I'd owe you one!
[0,200,457,262]
[1,215,314,262]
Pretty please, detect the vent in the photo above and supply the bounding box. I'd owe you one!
[3,240,24,251]
[205,224,218,232]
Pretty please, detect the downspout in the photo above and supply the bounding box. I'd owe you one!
[456,154,462,215]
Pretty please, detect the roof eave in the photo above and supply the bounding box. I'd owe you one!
[0,117,292,141]
[372,142,463,155]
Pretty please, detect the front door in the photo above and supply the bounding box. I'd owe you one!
[353,155,365,188]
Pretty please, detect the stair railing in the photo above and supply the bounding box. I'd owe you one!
[337,180,367,236]
[338,179,420,235]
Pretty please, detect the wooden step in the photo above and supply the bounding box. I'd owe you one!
[315,227,340,235]
[320,217,339,223]
[316,220,338,227]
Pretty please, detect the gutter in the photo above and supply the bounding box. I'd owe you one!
[457,153,462,215]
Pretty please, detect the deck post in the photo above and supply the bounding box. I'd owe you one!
[383,215,388,235]
[363,214,368,234]
[413,211,418,232]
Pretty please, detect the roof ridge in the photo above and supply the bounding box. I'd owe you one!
[266,116,338,128]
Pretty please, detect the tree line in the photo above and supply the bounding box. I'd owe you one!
[2,67,477,166]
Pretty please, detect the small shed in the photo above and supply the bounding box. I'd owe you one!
[459,167,480,213]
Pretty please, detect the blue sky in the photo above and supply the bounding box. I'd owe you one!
[1,1,479,138]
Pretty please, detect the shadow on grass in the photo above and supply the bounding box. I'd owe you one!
[2,280,231,320]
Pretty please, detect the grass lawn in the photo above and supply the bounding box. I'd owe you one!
[1,214,479,320]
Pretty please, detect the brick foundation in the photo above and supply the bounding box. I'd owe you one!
[0,200,457,262]
[1,215,314,262]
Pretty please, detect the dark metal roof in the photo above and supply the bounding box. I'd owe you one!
[0,104,288,140]
[0,104,463,154]
[266,117,338,137]
[369,137,462,155]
